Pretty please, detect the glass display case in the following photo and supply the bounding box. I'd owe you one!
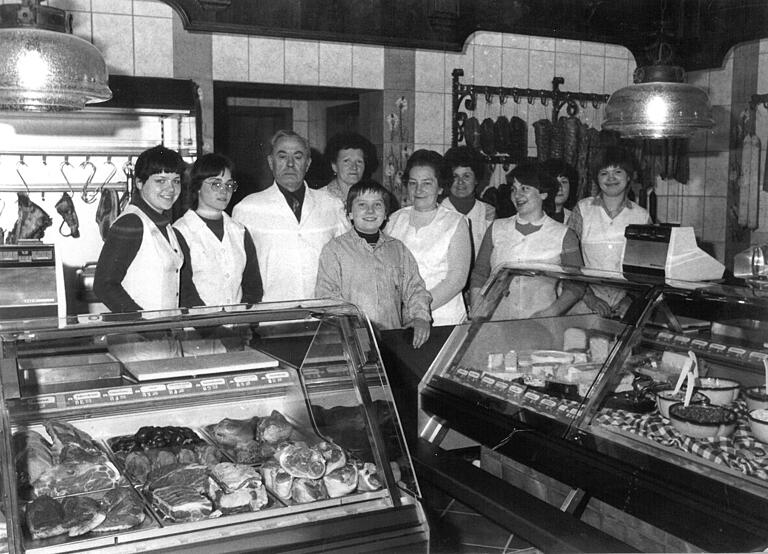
[419,263,768,552]
[0,300,428,553]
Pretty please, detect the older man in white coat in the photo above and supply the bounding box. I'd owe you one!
[233,130,349,302]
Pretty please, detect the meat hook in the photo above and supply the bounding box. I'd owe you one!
[79,157,98,203]
[60,156,76,195]
[16,156,30,195]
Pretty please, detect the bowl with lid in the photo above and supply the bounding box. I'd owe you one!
[655,388,709,419]
[695,377,740,406]
[743,387,768,412]
[748,409,768,443]
[668,402,738,439]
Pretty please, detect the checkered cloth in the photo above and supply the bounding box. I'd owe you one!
[595,399,768,479]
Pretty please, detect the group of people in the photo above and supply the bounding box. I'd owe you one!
[93,129,650,349]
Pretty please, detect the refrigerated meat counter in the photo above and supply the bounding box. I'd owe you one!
[0,300,428,553]
[418,263,768,552]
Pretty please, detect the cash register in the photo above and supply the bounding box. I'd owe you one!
[0,241,65,321]
[622,225,725,281]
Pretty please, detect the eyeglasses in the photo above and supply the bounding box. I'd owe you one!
[205,178,238,192]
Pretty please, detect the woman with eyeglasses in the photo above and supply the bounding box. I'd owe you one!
[94,145,190,313]
[173,153,263,307]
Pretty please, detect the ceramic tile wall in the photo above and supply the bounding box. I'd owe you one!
[752,39,768,248]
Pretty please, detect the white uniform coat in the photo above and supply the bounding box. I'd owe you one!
[441,197,495,260]
[173,210,247,306]
[387,206,467,326]
[118,205,183,311]
[232,183,349,302]
[489,215,568,319]
[577,198,650,307]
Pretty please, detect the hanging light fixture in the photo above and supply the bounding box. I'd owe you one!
[602,1,713,138]
[0,0,111,111]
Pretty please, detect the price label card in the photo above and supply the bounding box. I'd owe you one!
[673,336,691,345]
[691,339,708,349]
[524,391,542,404]
[749,352,768,361]
[456,368,469,379]
[166,381,193,395]
[657,332,674,342]
[507,383,526,397]
[105,387,135,402]
[557,404,569,414]
[481,375,496,389]
[709,343,726,353]
[138,384,167,398]
[264,371,290,384]
[494,380,509,393]
[22,395,57,410]
[199,378,226,391]
[67,390,101,407]
[540,398,557,411]
[727,347,747,358]
[231,374,261,388]
[467,370,481,383]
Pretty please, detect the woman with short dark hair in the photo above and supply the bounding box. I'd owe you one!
[322,132,379,203]
[173,153,263,307]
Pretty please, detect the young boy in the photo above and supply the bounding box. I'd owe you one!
[315,180,431,348]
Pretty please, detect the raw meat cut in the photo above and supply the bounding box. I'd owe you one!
[212,417,258,446]
[145,463,209,493]
[55,192,80,238]
[211,463,262,492]
[7,193,52,244]
[260,460,292,500]
[152,485,212,522]
[124,451,151,483]
[291,478,328,504]
[13,430,54,487]
[278,444,325,479]
[96,189,119,241]
[45,420,103,459]
[314,441,346,474]
[257,411,293,444]
[94,488,146,533]
[357,463,383,491]
[323,462,359,498]
[61,496,106,537]
[32,461,120,498]
[195,444,223,467]
[26,495,66,540]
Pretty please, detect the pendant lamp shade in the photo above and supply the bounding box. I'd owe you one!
[0,2,111,111]
[602,65,714,138]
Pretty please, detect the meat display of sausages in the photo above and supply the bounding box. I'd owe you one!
[563,116,581,167]
[463,116,482,149]
[494,115,512,155]
[480,117,496,156]
[509,116,528,162]
[533,119,553,162]
[549,116,566,160]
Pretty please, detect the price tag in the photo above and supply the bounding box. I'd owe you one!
[494,380,509,393]
[524,390,542,404]
[657,331,674,342]
[199,378,226,392]
[481,375,496,389]
[67,390,101,407]
[466,370,481,383]
[105,387,135,402]
[708,343,726,353]
[22,395,57,410]
[231,374,261,388]
[540,398,557,410]
[507,383,525,397]
[673,336,691,345]
[138,384,167,398]
[456,368,469,380]
[556,404,569,414]
[749,352,768,362]
[727,347,747,358]
[567,406,581,418]
[264,371,290,384]
[166,381,193,395]
[690,339,708,349]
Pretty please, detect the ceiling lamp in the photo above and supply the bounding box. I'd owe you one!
[0,0,111,111]
[602,64,714,138]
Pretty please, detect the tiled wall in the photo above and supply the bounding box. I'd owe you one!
[24,0,766,263]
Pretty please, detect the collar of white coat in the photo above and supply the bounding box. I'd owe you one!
[589,194,635,212]
[268,180,315,220]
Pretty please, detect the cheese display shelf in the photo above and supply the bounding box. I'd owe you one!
[418,264,768,552]
[0,300,428,553]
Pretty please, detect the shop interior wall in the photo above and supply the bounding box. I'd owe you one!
[19,0,768,277]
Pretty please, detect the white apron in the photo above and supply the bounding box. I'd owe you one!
[441,198,493,260]
[387,206,467,326]
[118,205,183,311]
[578,199,650,307]
[232,183,349,302]
[173,211,247,306]
[489,215,568,319]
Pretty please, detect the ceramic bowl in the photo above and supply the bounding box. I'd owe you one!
[668,402,738,439]
[695,377,740,406]
[748,409,768,443]
[743,387,768,412]
[655,388,709,419]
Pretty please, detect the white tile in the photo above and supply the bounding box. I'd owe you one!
[502,48,528,88]
[58,0,92,12]
[469,31,503,47]
[474,45,502,86]
[580,55,606,94]
[502,34,529,49]
[70,10,92,42]
[530,37,554,51]
[134,0,172,17]
[414,92,445,145]
[707,64,733,106]
[760,38,768,54]
[249,37,284,83]
[319,43,352,88]
[702,197,727,244]
[555,38,580,53]
[285,40,319,85]
[605,43,629,59]
[604,57,630,94]
[528,50,555,90]
[445,47,473,90]
[292,100,308,122]
[444,95,455,147]
[212,34,248,81]
[415,50,446,93]
[581,41,605,56]
[92,0,131,14]
[93,13,134,74]
[352,45,384,89]
[555,52,580,91]
[134,16,172,77]
[685,156,705,195]
[704,152,729,196]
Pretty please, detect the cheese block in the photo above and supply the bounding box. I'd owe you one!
[530,350,573,364]
[589,333,614,363]
[563,327,587,351]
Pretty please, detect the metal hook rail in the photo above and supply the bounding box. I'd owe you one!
[451,68,610,164]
